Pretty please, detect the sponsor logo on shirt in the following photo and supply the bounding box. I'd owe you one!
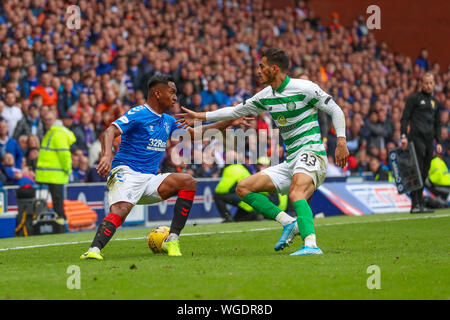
[431,100,436,110]
[277,115,287,125]
[146,138,167,152]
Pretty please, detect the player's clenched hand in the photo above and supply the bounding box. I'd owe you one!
[96,154,113,178]
[335,137,349,168]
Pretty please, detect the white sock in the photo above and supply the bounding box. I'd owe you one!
[166,233,179,241]
[89,247,100,253]
[304,234,317,248]
[275,212,296,226]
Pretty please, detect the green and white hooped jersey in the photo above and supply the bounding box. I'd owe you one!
[206,75,346,163]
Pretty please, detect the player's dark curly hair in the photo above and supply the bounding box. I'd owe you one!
[147,74,176,90]
[261,48,290,72]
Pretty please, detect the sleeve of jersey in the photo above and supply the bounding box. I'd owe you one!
[112,112,137,134]
[170,116,184,135]
[205,96,265,122]
[312,84,346,138]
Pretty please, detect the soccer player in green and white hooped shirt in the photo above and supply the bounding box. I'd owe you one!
[176,48,349,255]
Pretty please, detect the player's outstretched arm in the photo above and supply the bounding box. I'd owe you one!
[175,101,255,129]
[175,107,207,129]
[186,117,254,141]
[97,124,121,177]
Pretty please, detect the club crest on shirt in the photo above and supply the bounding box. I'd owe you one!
[149,125,154,132]
[286,100,296,112]
[431,100,436,110]
[164,122,170,134]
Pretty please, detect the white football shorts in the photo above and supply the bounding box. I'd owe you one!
[106,165,172,206]
[261,151,328,195]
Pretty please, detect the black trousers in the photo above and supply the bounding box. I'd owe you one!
[409,134,434,207]
[214,192,241,219]
[48,183,66,219]
[214,192,265,221]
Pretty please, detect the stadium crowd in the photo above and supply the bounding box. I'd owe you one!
[0,0,449,187]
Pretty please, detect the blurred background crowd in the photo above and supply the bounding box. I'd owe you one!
[0,0,449,187]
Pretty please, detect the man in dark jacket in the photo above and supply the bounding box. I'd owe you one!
[13,104,44,141]
[400,72,442,213]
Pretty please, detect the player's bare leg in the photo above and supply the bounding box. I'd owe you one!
[236,173,299,250]
[157,173,197,256]
[288,173,322,255]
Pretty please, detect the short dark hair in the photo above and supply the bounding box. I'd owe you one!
[147,74,175,91]
[262,48,290,72]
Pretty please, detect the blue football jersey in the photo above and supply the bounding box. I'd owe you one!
[111,104,179,174]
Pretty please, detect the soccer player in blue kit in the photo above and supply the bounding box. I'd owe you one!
[81,75,247,259]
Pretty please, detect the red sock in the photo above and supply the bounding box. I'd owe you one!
[169,190,196,235]
[90,212,123,250]
[104,212,123,228]
[178,190,196,201]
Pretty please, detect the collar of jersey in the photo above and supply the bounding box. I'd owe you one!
[145,103,162,117]
[274,75,290,95]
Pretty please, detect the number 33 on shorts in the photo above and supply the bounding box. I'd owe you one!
[298,152,319,169]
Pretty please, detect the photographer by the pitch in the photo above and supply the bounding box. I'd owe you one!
[400,72,443,213]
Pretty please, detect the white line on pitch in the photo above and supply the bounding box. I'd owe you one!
[0,213,449,252]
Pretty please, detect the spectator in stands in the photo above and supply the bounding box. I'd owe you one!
[13,103,43,141]
[346,113,364,155]
[20,64,39,99]
[224,84,239,106]
[1,91,23,136]
[369,156,393,182]
[361,110,388,150]
[0,120,23,169]
[1,153,35,187]
[57,78,78,116]
[95,52,115,76]
[415,48,430,71]
[29,72,57,107]
[86,160,107,183]
[178,81,196,111]
[200,79,226,108]
[127,52,144,89]
[96,89,124,126]
[191,93,203,112]
[70,150,89,183]
[17,135,28,154]
[68,92,93,123]
[377,108,393,145]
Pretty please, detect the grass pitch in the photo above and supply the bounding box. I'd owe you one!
[0,210,449,300]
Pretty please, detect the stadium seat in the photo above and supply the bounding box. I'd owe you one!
[48,200,98,231]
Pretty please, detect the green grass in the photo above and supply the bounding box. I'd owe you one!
[0,210,449,300]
